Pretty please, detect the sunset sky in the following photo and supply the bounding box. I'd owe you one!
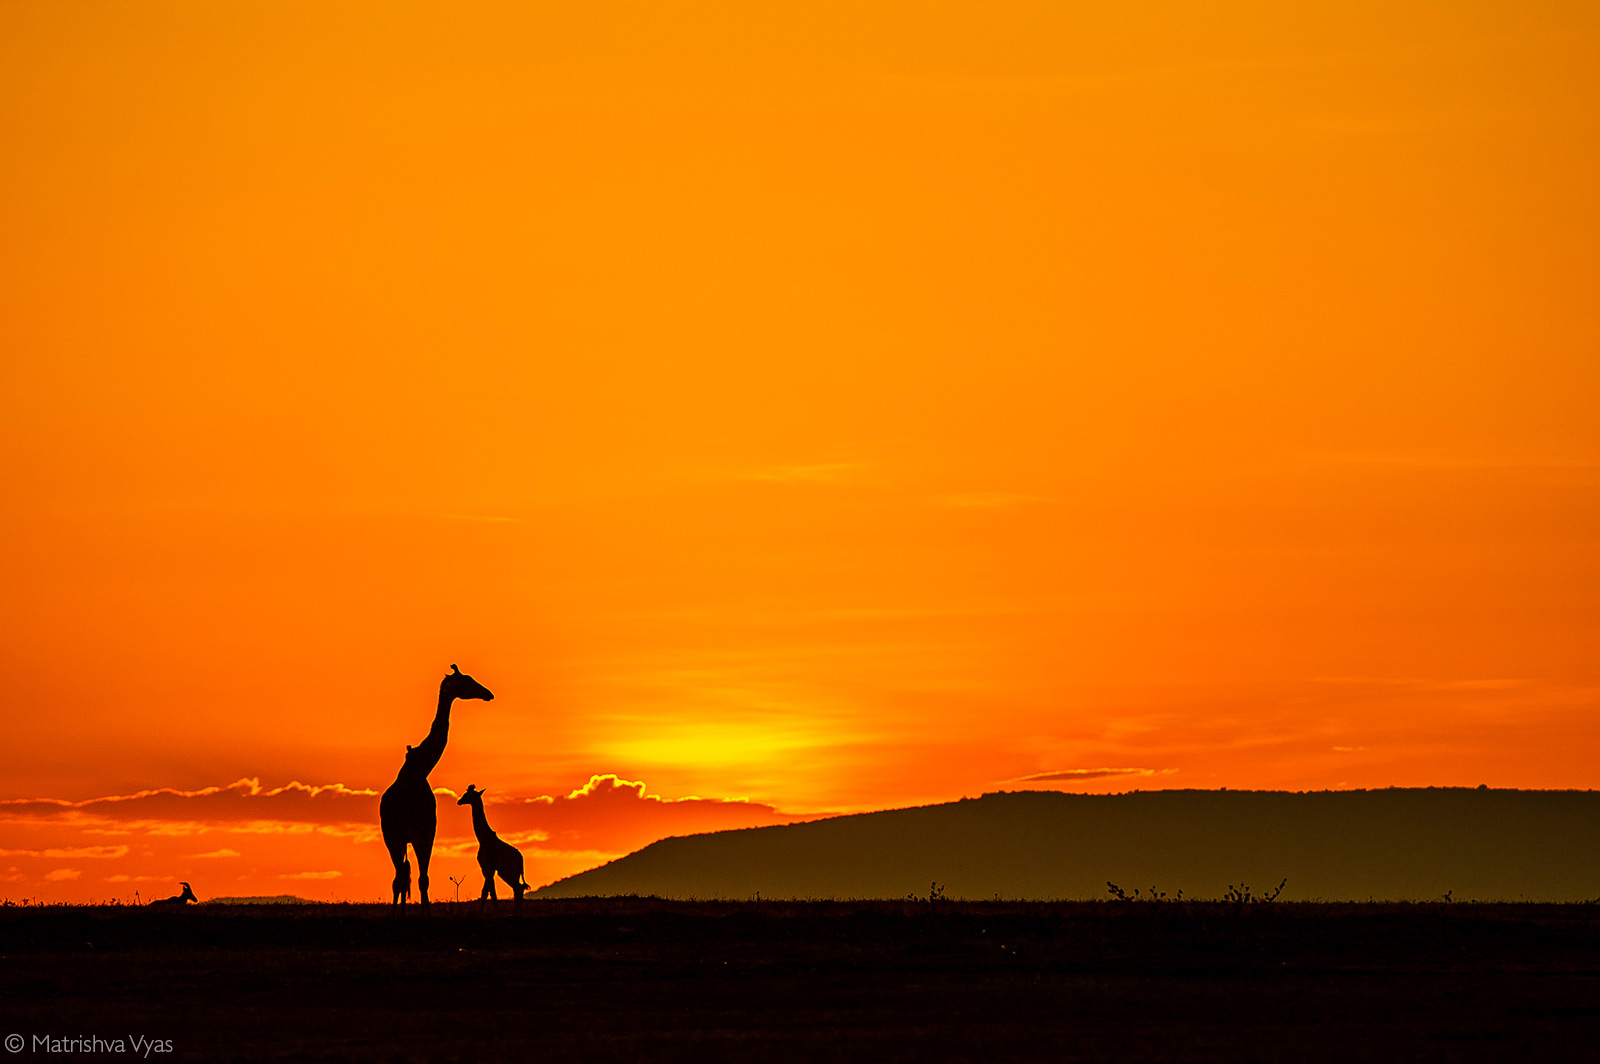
[2,1,1597,902]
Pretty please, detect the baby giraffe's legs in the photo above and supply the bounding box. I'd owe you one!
[478,858,497,907]
[498,866,525,909]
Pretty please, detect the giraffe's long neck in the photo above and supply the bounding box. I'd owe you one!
[467,798,496,844]
[404,692,454,780]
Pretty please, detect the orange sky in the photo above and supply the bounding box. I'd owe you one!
[2,1,1598,902]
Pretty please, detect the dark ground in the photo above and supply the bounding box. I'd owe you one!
[3,899,1598,1061]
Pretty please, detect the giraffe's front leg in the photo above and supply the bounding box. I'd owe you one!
[478,857,494,905]
[385,841,411,906]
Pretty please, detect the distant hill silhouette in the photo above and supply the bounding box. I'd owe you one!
[204,895,318,906]
[534,788,1600,902]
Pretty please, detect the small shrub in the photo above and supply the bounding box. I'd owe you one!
[1224,878,1287,904]
[1107,882,1183,902]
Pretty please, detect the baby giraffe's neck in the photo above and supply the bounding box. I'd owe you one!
[468,799,496,843]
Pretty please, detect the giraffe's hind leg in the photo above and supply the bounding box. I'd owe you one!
[415,824,436,908]
[384,838,411,906]
[500,851,527,908]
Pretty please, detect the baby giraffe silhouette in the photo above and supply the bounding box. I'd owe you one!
[456,784,529,908]
[148,882,197,908]
[380,664,494,907]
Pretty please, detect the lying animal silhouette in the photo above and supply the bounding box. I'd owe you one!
[148,882,198,908]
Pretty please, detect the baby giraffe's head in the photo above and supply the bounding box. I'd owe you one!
[457,784,484,808]
[441,664,494,703]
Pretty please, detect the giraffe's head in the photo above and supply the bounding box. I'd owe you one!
[441,664,494,703]
[457,784,484,807]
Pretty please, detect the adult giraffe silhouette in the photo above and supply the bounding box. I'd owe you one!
[380,664,494,906]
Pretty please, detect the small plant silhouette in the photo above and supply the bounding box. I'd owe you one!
[1223,878,1287,904]
[1107,882,1183,902]
[448,874,466,903]
[907,881,946,905]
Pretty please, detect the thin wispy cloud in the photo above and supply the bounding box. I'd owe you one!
[0,778,377,810]
[1291,449,1600,472]
[935,492,1054,509]
[1007,767,1172,783]
[1310,676,1529,692]
[526,773,769,810]
[738,462,863,484]
[0,845,128,859]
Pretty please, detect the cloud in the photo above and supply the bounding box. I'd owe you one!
[497,774,806,854]
[429,837,481,858]
[495,829,552,846]
[1008,768,1166,782]
[0,777,377,810]
[1,773,797,855]
[0,845,129,859]
[525,773,751,807]
[524,847,622,864]
[562,774,656,802]
[44,868,81,881]
[0,779,380,836]
[1,771,804,899]
[386,775,804,867]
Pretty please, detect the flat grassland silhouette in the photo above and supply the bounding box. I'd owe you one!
[5,897,1599,1062]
